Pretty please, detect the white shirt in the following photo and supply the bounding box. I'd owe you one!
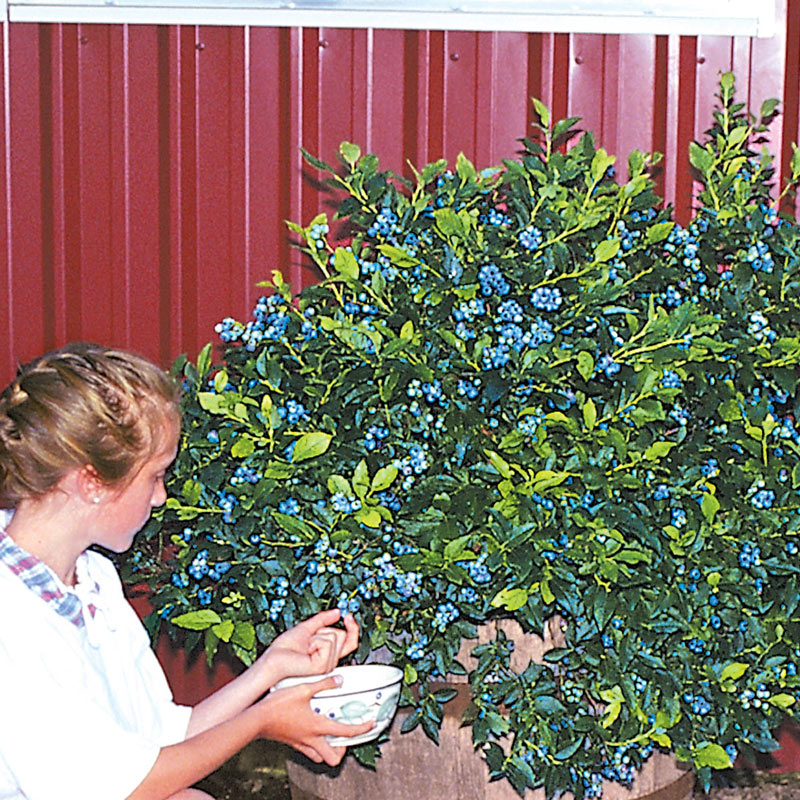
[0,511,192,800]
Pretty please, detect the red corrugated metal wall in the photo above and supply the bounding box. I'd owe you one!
[0,1,798,385]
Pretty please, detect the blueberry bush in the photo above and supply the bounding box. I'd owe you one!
[123,74,800,797]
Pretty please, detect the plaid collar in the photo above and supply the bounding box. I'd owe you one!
[0,522,96,629]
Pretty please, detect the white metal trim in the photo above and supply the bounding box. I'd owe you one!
[6,1,777,38]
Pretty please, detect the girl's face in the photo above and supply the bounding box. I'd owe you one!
[92,419,180,553]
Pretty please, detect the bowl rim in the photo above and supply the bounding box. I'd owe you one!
[275,663,403,697]
[312,679,403,700]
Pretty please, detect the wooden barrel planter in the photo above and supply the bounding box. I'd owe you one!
[286,619,693,800]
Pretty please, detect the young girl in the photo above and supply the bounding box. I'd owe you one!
[0,342,371,800]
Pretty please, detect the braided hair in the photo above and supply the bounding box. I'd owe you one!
[0,343,180,506]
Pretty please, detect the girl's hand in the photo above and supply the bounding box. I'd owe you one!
[257,675,373,765]
[258,609,360,686]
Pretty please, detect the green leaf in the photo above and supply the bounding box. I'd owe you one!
[400,320,415,340]
[532,97,550,128]
[377,244,420,268]
[720,662,749,682]
[213,369,229,394]
[171,610,222,630]
[264,462,294,479]
[591,148,615,182]
[643,441,676,460]
[339,140,361,166]
[694,743,732,770]
[433,208,467,239]
[768,694,796,709]
[577,351,594,382]
[727,125,749,147]
[645,221,675,244]
[300,148,333,172]
[583,398,597,431]
[443,535,471,561]
[701,493,720,523]
[792,144,800,178]
[212,619,234,642]
[371,465,398,492]
[491,587,529,611]
[231,436,255,459]
[197,392,224,415]
[718,398,741,422]
[334,248,360,280]
[594,238,620,263]
[196,342,213,380]
[615,549,650,565]
[353,459,370,496]
[485,449,512,479]
[355,507,382,528]
[720,71,735,93]
[292,432,333,463]
[328,474,351,496]
[554,737,584,761]
[600,685,624,728]
[231,621,256,650]
[271,512,314,540]
[689,142,714,175]
[456,152,477,183]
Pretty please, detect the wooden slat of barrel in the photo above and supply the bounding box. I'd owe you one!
[286,619,693,800]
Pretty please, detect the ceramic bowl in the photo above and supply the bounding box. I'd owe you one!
[274,663,403,746]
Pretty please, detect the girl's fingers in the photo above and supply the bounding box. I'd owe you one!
[301,608,342,632]
[340,613,360,656]
[323,718,375,738]
[316,742,347,766]
[302,675,342,697]
[308,630,340,672]
[295,744,320,762]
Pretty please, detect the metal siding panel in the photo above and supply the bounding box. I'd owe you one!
[189,26,247,354]
[441,30,478,162]
[426,30,445,161]
[675,36,698,222]
[408,30,431,169]
[474,32,529,167]
[615,35,657,176]
[750,0,789,187]
[0,24,10,380]
[4,23,47,382]
[172,25,199,359]
[75,23,115,344]
[570,34,607,142]
[298,25,320,285]
[368,29,407,169]
[313,25,357,237]
[248,27,291,299]
[125,25,165,365]
[781,0,800,215]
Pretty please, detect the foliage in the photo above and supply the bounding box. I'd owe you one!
[123,74,800,798]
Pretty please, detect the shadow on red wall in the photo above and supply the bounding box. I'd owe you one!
[760,721,800,774]
[128,590,240,707]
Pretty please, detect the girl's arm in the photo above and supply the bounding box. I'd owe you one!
[127,675,373,800]
[186,609,359,737]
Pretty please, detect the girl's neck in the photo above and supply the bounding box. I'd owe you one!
[5,493,90,586]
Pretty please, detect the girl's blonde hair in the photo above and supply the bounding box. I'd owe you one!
[0,342,181,505]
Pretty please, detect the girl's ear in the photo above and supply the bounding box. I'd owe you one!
[75,464,105,506]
